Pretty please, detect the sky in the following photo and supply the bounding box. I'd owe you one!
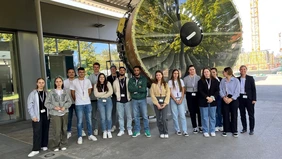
[233,0,282,54]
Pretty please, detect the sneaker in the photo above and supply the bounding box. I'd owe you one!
[41,147,48,151]
[193,128,198,134]
[117,131,125,137]
[233,133,239,138]
[199,127,203,133]
[160,134,165,138]
[82,130,86,137]
[240,129,247,134]
[54,148,59,152]
[107,132,113,138]
[88,135,97,141]
[132,132,140,138]
[211,132,216,137]
[249,130,254,135]
[145,130,151,138]
[203,133,210,137]
[215,127,219,132]
[183,132,189,137]
[94,129,98,136]
[218,126,224,131]
[103,131,107,139]
[28,151,39,157]
[128,130,133,136]
[61,147,67,151]
[77,137,83,144]
[111,126,116,132]
[164,134,169,138]
[67,132,72,139]
[222,132,227,137]
[176,131,182,136]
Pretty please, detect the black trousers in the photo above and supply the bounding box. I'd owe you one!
[112,95,117,126]
[154,105,168,134]
[239,96,255,131]
[222,100,239,133]
[32,113,50,151]
[186,92,201,128]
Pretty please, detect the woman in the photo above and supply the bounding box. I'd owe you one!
[45,77,72,151]
[94,73,113,139]
[198,68,219,137]
[168,69,188,136]
[27,78,50,158]
[150,70,170,138]
[219,67,240,137]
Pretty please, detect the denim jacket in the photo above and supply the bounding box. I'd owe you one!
[45,89,72,116]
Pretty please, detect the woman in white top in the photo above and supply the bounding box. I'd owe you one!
[168,69,189,136]
[94,73,113,139]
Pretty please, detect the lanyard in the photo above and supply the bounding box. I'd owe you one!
[190,75,196,91]
[101,84,105,92]
[38,91,45,102]
[206,79,211,90]
[120,77,126,89]
[175,80,180,97]
[158,83,162,96]
[78,79,85,96]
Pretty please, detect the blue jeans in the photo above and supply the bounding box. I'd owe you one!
[170,99,187,133]
[215,96,223,127]
[76,104,92,137]
[200,104,217,133]
[132,99,150,132]
[67,104,76,132]
[117,102,132,131]
[97,97,113,132]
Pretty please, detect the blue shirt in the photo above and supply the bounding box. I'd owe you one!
[219,77,240,100]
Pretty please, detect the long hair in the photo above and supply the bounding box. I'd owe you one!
[153,70,167,87]
[36,78,45,90]
[223,67,235,77]
[96,73,109,92]
[170,69,182,90]
[54,76,64,89]
[200,68,214,81]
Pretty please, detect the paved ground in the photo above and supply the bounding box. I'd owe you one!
[0,75,282,159]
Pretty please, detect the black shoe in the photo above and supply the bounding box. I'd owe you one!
[193,128,198,134]
[222,132,227,137]
[240,129,247,133]
[183,133,189,137]
[176,131,182,136]
[249,130,254,135]
[199,127,203,133]
[233,133,239,138]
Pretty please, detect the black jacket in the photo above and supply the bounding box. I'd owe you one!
[237,75,257,101]
[198,78,219,107]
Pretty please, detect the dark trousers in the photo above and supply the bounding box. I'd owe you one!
[239,96,255,131]
[32,113,50,151]
[154,105,168,134]
[112,95,117,126]
[222,100,239,133]
[50,114,68,149]
[215,96,223,127]
[67,104,76,132]
[91,100,99,130]
[186,93,201,128]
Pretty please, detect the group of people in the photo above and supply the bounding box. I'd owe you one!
[27,63,256,158]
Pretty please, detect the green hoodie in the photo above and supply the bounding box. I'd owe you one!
[128,75,147,100]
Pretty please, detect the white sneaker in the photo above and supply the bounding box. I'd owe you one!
[54,148,59,152]
[28,151,39,157]
[160,134,165,138]
[61,147,67,151]
[203,133,210,137]
[111,126,116,132]
[107,131,113,138]
[215,127,219,132]
[41,147,48,151]
[117,131,124,137]
[82,130,86,137]
[67,132,72,139]
[77,137,83,144]
[164,134,169,138]
[94,129,98,136]
[218,126,224,132]
[103,131,107,139]
[88,135,97,141]
[128,130,133,136]
[211,132,216,137]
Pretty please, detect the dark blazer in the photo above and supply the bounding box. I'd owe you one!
[198,78,219,107]
[237,75,257,101]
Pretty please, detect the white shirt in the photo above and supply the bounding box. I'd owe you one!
[240,77,246,94]
[168,79,185,98]
[64,78,75,104]
[55,89,63,96]
[70,78,92,105]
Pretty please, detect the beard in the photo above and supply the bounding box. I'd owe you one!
[120,73,125,76]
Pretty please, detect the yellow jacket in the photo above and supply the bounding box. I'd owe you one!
[150,83,170,105]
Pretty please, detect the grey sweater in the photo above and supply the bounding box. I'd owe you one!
[45,89,72,116]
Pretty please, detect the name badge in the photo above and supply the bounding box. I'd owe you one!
[134,92,138,94]
[40,109,46,113]
[176,97,181,101]
[192,93,196,96]
[243,95,248,99]
[102,99,107,103]
[121,94,125,97]
[158,99,164,103]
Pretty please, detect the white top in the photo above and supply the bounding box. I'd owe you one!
[70,78,92,105]
[55,89,63,96]
[168,79,185,98]
[240,77,246,94]
[64,78,75,104]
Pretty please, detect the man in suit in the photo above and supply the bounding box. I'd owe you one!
[237,65,257,135]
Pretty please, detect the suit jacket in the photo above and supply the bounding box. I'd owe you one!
[198,78,219,107]
[237,75,257,101]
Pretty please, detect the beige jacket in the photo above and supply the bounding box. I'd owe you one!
[94,82,113,99]
[150,83,170,105]
[113,77,131,102]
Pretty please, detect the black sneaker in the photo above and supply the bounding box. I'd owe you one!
[199,127,203,133]
[176,132,182,136]
[240,129,247,133]
[183,132,189,137]
[249,130,254,135]
[222,132,227,137]
[233,133,239,138]
[193,128,198,134]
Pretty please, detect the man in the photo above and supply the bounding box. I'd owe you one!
[64,68,86,139]
[113,67,132,136]
[107,65,119,132]
[237,65,257,135]
[71,67,97,144]
[128,66,151,138]
[88,62,100,136]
